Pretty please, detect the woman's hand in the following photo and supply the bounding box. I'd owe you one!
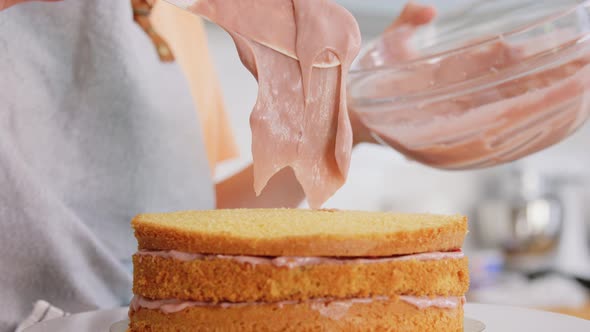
[0,0,60,11]
[387,1,436,32]
[216,165,305,209]
[350,109,377,146]
[350,2,436,146]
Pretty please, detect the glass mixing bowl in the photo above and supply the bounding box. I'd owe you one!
[348,0,590,169]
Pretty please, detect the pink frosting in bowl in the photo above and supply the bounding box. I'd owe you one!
[349,0,590,170]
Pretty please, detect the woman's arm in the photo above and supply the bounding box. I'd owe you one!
[215,113,377,209]
[216,164,305,208]
[0,0,59,11]
[0,0,25,10]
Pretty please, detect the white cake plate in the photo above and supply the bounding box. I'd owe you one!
[108,316,485,331]
[22,303,590,332]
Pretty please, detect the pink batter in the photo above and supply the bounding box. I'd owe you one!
[188,0,361,208]
[176,1,590,203]
[135,249,464,268]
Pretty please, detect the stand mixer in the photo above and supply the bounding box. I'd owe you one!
[475,166,590,284]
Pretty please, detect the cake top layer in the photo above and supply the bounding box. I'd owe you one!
[132,209,467,257]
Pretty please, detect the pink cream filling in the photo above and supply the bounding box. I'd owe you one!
[135,249,464,268]
[130,295,466,315]
[132,250,466,318]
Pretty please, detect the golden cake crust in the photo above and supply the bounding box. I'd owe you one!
[133,255,469,302]
[128,297,464,332]
[132,209,467,257]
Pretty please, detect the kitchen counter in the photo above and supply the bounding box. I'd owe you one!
[543,303,590,320]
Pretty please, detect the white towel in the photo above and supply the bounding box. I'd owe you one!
[15,301,68,332]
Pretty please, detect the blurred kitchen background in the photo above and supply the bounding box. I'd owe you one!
[203,0,590,319]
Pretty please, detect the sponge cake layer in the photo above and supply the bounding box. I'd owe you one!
[133,252,469,302]
[132,209,467,257]
[129,295,464,332]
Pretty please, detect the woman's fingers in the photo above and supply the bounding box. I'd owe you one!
[378,2,437,61]
[387,1,436,32]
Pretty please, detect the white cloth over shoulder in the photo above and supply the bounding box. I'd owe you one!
[14,301,68,332]
[0,1,214,331]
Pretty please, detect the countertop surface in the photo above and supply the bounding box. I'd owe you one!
[545,303,590,320]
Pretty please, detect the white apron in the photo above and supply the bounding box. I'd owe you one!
[0,0,214,330]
